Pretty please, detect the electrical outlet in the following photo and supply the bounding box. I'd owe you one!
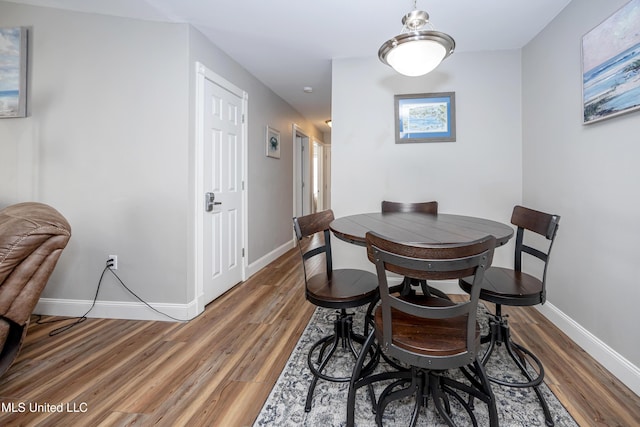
[107,255,118,270]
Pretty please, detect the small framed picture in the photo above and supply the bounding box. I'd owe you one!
[266,126,281,159]
[395,92,456,143]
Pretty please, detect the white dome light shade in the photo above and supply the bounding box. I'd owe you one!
[385,38,447,76]
[379,9,455,77]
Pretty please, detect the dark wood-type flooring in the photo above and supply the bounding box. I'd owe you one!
[0,244,638,426]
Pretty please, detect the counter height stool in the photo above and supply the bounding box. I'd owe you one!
[293,209,379,412]
[347,232,498,427]
[459,205,561,426]
[380,200,438,214]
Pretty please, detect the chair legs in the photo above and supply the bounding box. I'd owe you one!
[347,332,498,427]
[482,305,554,427]
[375,363,497,427]
[347,330,403,426]
[305,308,378,412]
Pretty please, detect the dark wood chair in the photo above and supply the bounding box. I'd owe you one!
[381,200,438,214]
[459,205,560,427]
[381,200,449,299]
[347,232,498,427]
[293,209,379,412]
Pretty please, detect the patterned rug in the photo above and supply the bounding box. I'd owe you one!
[254,304,579,427]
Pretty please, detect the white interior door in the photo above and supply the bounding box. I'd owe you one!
[293,126,311,217]
[323,144,331,209]
[199,67,245,304]
[312,141,324,212]
[301,138,311,215]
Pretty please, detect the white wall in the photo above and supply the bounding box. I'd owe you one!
[0,3,191,311]
[523,0,640,380]
[331,51,523,273]
[0,2,323,320]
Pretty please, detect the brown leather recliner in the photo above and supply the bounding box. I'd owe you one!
[0,202,71,377]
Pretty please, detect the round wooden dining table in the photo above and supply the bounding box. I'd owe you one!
[330,212,514,247]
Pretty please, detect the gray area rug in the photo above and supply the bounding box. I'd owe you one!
[254,304,579,427]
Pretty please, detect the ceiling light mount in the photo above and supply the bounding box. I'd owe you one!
[379,2,455,77]
[403,9,429,30]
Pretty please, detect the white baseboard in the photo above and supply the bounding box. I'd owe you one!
[408,279,640,397]
[34,297,197,322]
[537,302,640,397]
[245,239,295,278]
[33,240,297,323]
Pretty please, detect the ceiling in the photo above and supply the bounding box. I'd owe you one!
[4,0,572,132]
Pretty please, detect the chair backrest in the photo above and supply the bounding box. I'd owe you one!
[511,205,560,303]
[293,209,335,280]
[366,231,495,369]
[381,200,438,214]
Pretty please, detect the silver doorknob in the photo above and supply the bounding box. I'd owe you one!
[205,192,222,212]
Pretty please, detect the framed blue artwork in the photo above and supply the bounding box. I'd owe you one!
[582,0,640,124]
[0,27,28,118]
[395,92,456,143]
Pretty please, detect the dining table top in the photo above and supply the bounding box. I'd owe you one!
[329,212,514,247]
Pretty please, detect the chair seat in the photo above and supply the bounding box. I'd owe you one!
[374,296,480,357]
[460,267,544,307]
[306,269,378,309]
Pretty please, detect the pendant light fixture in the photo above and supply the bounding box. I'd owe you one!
[379,1,455,77]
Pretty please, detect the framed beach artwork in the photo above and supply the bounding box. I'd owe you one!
[266,126,281,158]
[0,27,28,118]
[582,0,640,124]
[395,92,456,143]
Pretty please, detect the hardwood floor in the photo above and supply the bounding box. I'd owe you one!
[0,245,638,426]
[451,296,640,427]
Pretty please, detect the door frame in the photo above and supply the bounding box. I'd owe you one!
[311,139,323,212]
[194,62,248,315]
[292,124,311,218]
